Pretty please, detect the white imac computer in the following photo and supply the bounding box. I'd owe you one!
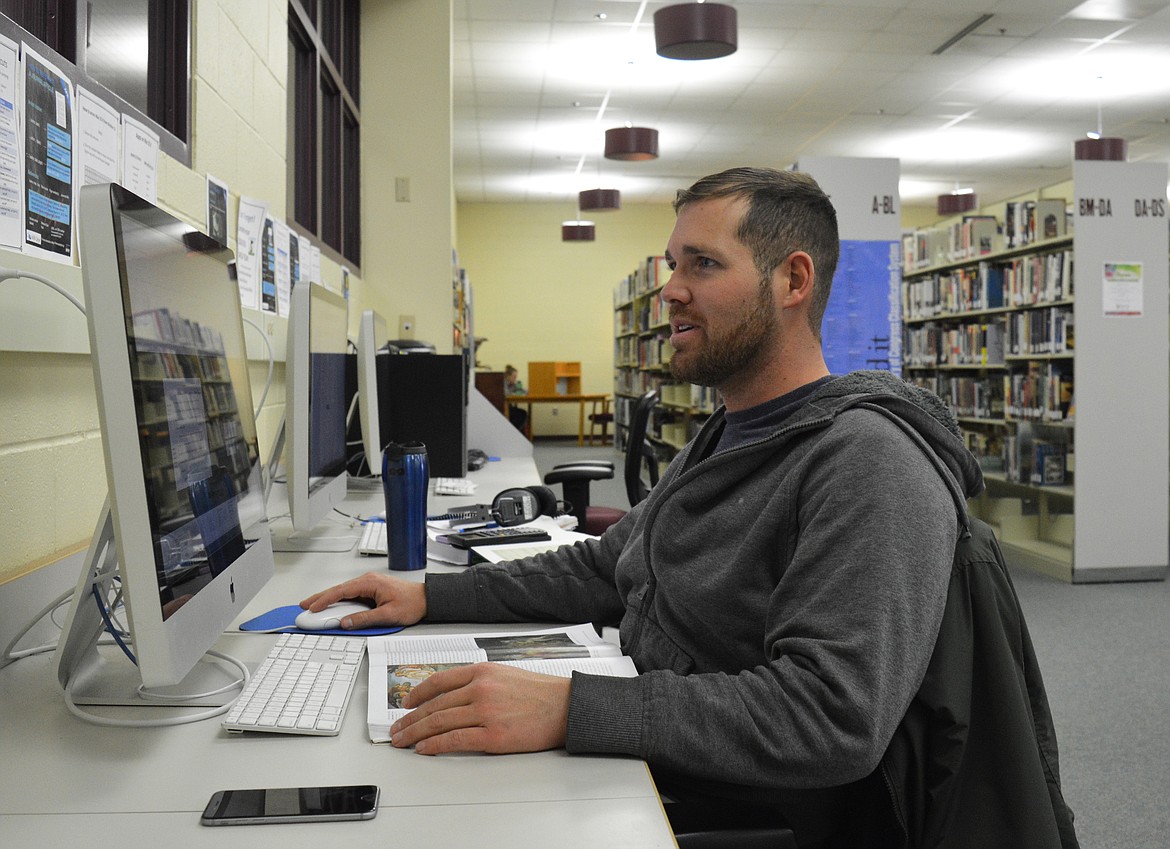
[355,308,388,477]
[271,281,353,551]
[54,183,274,715]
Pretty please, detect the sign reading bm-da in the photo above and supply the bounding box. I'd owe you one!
[1078,197,1167,216]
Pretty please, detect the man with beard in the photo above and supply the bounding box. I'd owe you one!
[302,169,1077,848]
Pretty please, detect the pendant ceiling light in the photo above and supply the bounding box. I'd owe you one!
[937,192,978,216]
[1075,94,1126,161]
[562,220,596,241]
[654,3,738,60]
[1074,137,1127,161]
[604,127,659,161]
[579,189,622,211]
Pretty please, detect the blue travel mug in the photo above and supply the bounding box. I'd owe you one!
[382,441,429,570]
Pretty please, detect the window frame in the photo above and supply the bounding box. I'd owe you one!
[287,0,361,271]
[0,1,191,164]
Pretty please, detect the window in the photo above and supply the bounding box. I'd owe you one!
[288,0,360,268]
[0,0,190,157]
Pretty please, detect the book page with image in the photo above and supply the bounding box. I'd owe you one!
[365,624,636,742]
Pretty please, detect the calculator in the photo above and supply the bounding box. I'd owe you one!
[445,527,553,549]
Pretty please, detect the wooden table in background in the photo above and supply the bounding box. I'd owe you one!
[506,393,609,446]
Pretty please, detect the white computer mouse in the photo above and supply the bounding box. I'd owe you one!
[294,601,374,631]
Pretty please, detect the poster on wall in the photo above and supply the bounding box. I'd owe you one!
[121,114,158,204]
[206,174,228,245]
[795,156,902,375]
[0,34,21,249]
[21,44,74,263]
[289,229,301,290]
[76,86,120,187]
[260,215,276,313]
[1102,261,1144,317]
[235,195,267,311]
[273,218,291,317]
[309,243,321,286]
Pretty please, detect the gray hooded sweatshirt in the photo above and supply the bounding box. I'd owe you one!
[425,370,984,799]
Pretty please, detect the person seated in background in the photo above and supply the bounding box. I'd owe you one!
[504,364,528,432]
[303,168,1079,849]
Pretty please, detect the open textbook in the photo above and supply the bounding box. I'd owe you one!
[366,623,636,742]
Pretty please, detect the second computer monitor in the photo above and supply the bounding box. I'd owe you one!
[280,282,351,550]
[356,309,388,476]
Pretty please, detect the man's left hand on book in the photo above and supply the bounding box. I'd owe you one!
[390,662,571,755]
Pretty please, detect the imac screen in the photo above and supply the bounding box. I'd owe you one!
[114,194,267,621]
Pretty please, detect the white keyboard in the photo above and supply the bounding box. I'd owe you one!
[434,477,477,495]
[358,521,387,555]
[223,632,365,736]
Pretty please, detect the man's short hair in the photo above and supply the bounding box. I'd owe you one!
[674,167,840,337]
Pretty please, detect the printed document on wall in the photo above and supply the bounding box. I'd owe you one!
[76,86,120,187]
[21,44,74,263]
[0,34,21,249]
[236,196,268,311]
[260,216,276,312]
[1103,261,1143,317]
[206,174,228,245]
[273,218,292,317]
[121,114,158,204]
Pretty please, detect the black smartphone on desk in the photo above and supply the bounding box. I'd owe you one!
[200,785,379,825]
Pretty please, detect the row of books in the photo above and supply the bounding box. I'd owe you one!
[614,304,636,336]
[1004,199,1068,250]
[1003,250,1072,306]
[659,382,718,414]
[614,295,668,337]
[637,334,671,370]
[941,374,1005,420]
[900,198,1069,273]
[904,249,1072,320]
[615,255,671,304]
[614,367,666,398]
[904,261,1005,319]
[1004,307,1074,356]
[908,373,1003,421]
[614,335,638,368]
[1003,434,1070,486]
[1003,362,1074,422]
[902,215,1001,271]
[962,429,1004,472]
[904,320,1006,367]
[911,364,1073,425]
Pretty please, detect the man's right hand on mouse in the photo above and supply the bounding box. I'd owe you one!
[300,572,427,630]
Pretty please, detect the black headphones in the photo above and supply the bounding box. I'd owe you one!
[491,485,563,527]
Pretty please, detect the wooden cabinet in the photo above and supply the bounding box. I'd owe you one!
[528,361,581,395]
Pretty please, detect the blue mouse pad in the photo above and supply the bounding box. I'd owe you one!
[239,605,404,636]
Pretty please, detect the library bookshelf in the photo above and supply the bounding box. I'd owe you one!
[613,256,716,462]
[902,161,1168,583]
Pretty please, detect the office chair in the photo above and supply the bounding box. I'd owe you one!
[587,397,614,445]
[623,389,660,507]
[543,389,659,535]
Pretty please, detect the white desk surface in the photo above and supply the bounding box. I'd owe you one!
[0,454,675,847]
